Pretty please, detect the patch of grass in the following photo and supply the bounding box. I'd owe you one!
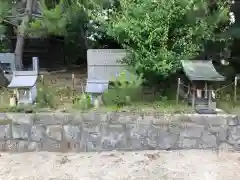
[217,100,240,114]
[0,119,12,125]
[36,82,59,109]
[0,105,38,113]
[0,83,194,113]
[72,93,93,111]
[0,74,194,113]
[214,84,240,114]
[98,100,193,113]
[0,82,66,112]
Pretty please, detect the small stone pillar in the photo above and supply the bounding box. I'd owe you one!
[9,94,17,107]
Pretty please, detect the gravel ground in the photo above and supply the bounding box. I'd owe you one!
[0,150,240,180]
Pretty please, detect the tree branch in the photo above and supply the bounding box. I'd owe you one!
[5,13,26,19]
[1,18,18,28]
[32,13,43,18]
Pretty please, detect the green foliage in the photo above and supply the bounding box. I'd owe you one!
[62,0,114,61]
[111,70,143,88]
[28,0,107,36]
[105,0,231,80]
[28,0,68,36]
[0,24,5,35]
[0,0,12,52]
[103,71,143,107]
[0,0,11,18]
[0,0,109,56]
[36,83,58,109]
[0,0,11,40]
[0,105,37,113]
[26,0,110,63]
[72,93,92,110]
[0,37,9,52]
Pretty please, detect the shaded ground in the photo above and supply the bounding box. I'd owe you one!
[0,67,240,113]
[0,67,194,113]
[0,150,240,180]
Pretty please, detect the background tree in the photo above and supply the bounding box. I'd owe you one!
[0,0,38,69]
[103,0,231,82]
[0,0,108,69]
[0,0,12,53]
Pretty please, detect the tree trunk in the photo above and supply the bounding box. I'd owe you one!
[14,35,25,70]
[14,0,34,70]
[0,68,9,87]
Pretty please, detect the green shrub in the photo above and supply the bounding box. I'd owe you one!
[36,83,58,109]
[72,92,92,110]
[0,105,37,113]
[103,71,143,107]
[105,0,231,81]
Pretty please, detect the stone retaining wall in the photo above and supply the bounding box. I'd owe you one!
[0,113,239,152]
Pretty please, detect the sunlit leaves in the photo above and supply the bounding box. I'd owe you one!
[0,0,11,17]
[27,0,108,36]
[106,0,231,80]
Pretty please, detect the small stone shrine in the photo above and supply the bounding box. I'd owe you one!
[8,57,39,105]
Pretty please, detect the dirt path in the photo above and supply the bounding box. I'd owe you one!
[0,150,240,180]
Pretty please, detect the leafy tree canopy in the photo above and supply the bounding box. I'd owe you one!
[0,0,108,56]
[0,0,107,36]
[105,0,231,80]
